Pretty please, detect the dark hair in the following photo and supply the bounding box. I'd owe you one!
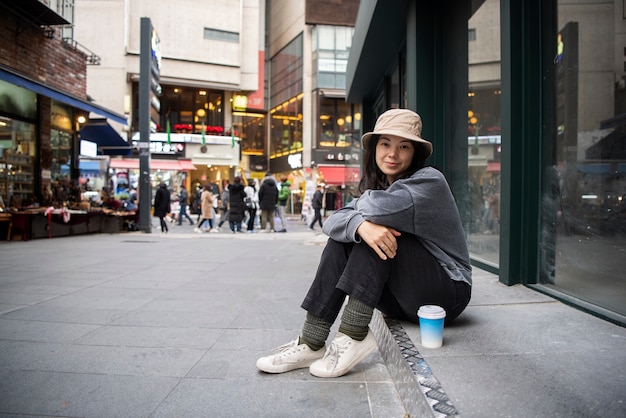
[358,135,427,194]
[234,176,242,184]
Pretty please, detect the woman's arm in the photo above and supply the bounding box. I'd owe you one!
[322,199,363,242]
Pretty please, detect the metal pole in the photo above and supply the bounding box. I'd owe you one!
[138,17,152,233]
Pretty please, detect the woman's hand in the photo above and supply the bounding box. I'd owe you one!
[356,220,401,260]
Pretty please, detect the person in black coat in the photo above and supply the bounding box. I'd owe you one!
[153,182,171,233]
[258,172,279,232]
[309,184,324,231]
[228,176,246,233]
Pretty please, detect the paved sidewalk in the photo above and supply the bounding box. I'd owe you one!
[0,219,405,417]
[1,216,625,417]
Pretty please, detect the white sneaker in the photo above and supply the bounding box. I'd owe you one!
[194,228,203,233]
[309,331,377,378]
[256,338,325,374]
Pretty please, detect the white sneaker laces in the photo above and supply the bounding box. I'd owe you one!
[271,339,299,356]
[321,339,347,369]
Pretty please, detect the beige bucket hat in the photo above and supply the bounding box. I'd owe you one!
[361,108,433,157]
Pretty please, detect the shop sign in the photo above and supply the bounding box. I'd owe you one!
[132,140,183,156]
[80,140,98,157]
[271,153,303,173]
[287,153,302,169]
[315,149,360,164]
[232,94,248,111]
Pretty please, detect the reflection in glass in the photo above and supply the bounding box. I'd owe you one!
[466,0,501,266]
[540,2,626,319]
[0,118,35,207]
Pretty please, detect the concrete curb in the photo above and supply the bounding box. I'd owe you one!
[371,311,458,417]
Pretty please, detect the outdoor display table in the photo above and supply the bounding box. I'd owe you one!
[6,209,137,240]
[0,213,12,240]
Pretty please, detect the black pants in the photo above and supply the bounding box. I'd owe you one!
[247,208,257,231]
[301,235,471,324]
[158,216,168,232]
[309,208,323,229]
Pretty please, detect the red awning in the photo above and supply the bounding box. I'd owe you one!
[109,158,196,171]
[486,161,501,172]
[109,159,139,169]
[177,159,197,170]
[318,166,361,185]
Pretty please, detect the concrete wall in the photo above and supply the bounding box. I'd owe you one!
[74,0,262,130]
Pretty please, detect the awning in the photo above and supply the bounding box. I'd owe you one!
[346,0,409,102]
[109,158,196,171]
[79,119,131,156]
[60,161,104,175]
[178,160,197,170]
[0,0,70,26]
[0,66,127,125]
[318,166,361,185]
[78,161,104,174]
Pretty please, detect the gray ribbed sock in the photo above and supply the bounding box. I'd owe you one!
[300,312,332,351]
[338,297,374,341]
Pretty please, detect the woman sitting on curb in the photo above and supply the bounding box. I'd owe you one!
[256,108,472,378]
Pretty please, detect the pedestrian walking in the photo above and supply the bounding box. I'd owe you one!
[195,184,215,233]
[257,108,472,378]
[308,184,324,231]
[228,176,246,233]
[277,177,290,232]
[177,185,194,225]
[217,182,230,229]
[153,182,171,234]
[193,185,203,224]
[258,172,278,232]
[244,179,259,232]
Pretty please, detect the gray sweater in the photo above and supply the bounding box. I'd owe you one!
[323,167,472,286]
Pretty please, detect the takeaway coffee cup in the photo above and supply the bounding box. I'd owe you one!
[417,305,446,348]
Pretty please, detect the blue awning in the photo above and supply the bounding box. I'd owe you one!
[61,161,104,175]
[80,119,131,156]
[0,66,127,125]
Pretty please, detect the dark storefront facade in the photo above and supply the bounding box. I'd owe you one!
[0,2,133,239]
[347,0,626,325]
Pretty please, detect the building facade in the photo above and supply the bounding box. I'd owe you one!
[73,0,263,194]
[0,0,128,210]
[346,0,626,325]
[72,0,361,216]
[266,0,361,216]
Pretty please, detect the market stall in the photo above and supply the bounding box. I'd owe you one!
[6,207,137,241]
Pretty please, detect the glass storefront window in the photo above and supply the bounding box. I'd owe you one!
[233,112,266,155]
[50,129,72,182]
[467,0,501,266]
[0,80,37,119]
[540,1,626,318]
[317,98,360,149]
[269,95,303,158]
[270,35,303,107]
[312,25,354,90]
[270,34,304,160]
[0,118,36,207]
[145,85,224,134]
